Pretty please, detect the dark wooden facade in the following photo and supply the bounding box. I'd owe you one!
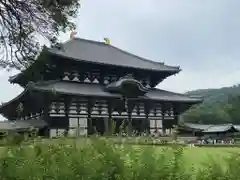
[0,38,202,138]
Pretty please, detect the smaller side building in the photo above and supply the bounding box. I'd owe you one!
[0,119,48,137]
[178,123,240,138]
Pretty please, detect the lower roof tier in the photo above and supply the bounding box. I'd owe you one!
[29,81,202,102]
[2,80,203,106]
[22,81,202,104]
[0,81,202,119]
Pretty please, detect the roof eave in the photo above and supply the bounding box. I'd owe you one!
[8,46,49,85]
[29,81,205,104]
[46,48,181,73]
[8,73,23,84]
[0,89,28,111]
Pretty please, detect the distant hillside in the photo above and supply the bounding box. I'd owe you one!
[183,84,240,124]
[186,85,240,106]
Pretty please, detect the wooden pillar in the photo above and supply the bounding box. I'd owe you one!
[42,94,53,137]
[143,101,149,134]
[99,69,105,84]
[171,103,178,140]
[64,97,71,137]
[126,98,135,136]
[127,113,132,136]
[161,103,166,135]
[106,100,113,135]
[173,103,180,126]
[76,117,80,137]
[143,113,149,134]
[144,101,154,135]
[87,98,95,135]
[42,107,50,137]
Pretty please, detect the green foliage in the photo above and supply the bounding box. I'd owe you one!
[0,138,240,179]
[183,84,240,124]
[0,128,39,146]
[0,138,191,180]
[3,132,25,145]
[0,0,80,69]
[223,96,240,124]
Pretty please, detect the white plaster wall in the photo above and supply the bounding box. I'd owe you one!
[69,117,88,137]
[156,120,162,128]
[149,119,163,134]
[50,129,57,138]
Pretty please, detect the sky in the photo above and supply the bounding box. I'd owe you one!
[1,0,240,119]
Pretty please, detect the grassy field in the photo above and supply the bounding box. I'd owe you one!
[0,138,239,179]
[182,147,238,167]
[1,137,239,167]
[128,145,239,168]
[40,138,240,168]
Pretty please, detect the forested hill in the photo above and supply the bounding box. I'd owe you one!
[182,84,240,124]
[186,85,240,105]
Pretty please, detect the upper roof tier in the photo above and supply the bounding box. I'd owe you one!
[9,38,181,85]
[47,38,181,72]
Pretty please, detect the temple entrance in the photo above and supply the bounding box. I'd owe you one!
[92,117,105,135]
[132,118,146,135]
[162,118,177,135]
[114,118,125,134]
[112,118,148,135]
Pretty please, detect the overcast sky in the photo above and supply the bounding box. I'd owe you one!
[1,0,240,119]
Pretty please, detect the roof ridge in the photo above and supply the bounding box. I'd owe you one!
[63,38,105,46]
[65,38,180,70]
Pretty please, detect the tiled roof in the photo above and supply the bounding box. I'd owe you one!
[183,123,240,133]
[0,80,202,118]
[30,81,202,103]
[0,119,47,131]
[234,125,240,131]
[183,123,212,130]
[203,124,238,133]
[47,38,181,72]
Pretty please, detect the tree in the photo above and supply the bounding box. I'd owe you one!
[0,0,80,70]
[224,96,240,124]
[182,104,231,124]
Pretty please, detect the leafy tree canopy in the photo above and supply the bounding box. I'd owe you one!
[0,0,80,70]
[183,85,240,124]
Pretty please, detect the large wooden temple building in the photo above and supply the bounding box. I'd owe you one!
[0,37,202,138]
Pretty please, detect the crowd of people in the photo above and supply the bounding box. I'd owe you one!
[196,137,235,144]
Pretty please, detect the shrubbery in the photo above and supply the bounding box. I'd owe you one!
[0,137,238,179]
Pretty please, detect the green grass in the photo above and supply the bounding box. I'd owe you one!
[182,147,238,168]
[1,137,239,168]
[1,137,240,179]
[121,144,240,168]
[43,138,240,162]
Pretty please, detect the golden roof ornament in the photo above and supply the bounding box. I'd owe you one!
[104,37,110,45]
[70,31,77,40]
